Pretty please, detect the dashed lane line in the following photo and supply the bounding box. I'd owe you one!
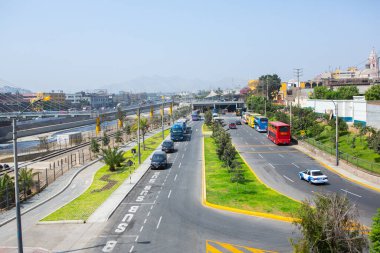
[129,245,134,253]
[258,154,264,159]
[147,211,150,217]
[174,174,178,181]
[143,218,147,224]
[292,162,300,168]
[283,175,294,183]
[278,154,284,158]
[341,189,362,198]
[179,162,182,168]
[139,226,144,232]
[168,189,172,198]
[268,163,275,169]
[156,216,162,230]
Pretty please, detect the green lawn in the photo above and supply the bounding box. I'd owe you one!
[42,129,169,221]
[308,126,380,174]
[204,136,301,217]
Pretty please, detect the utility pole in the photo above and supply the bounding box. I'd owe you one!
[12,117,24,253]
[294,68,303,106]
[265,76,269,117]
[161,96,164,140]
[137,107,141,165]
[334,101,339,166]
[289,101,292,132]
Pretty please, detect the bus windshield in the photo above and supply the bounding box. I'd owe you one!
[279,126,289,132]
[260,118,268,122]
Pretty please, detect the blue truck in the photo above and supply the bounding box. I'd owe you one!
[170,123,185,141]
[176,119,187,134]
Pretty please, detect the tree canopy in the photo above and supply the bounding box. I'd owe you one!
[365,84,380,101]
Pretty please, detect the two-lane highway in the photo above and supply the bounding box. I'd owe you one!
[79,120,296,252]
[225,114,380,226]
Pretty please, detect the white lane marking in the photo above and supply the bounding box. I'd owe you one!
[144,218,147,224]
[174,174,178,181]
[139,226,144,232]
[179,162,182,168]
[129,246,134,253]
[341,189,362,198]
[182,154,184,159]
[150,205,154,210]
[292,162,300,168]
[168,190,172,198]
[156,216,162,229]
[147,211,150,216]
[158,190,161,194]
[162,182,165,186]
[268,163,275,168]
[283,175,294,183]
[156,195,159,199]
[258,154,263,158]
[196,129,198,132]
[135,236,139,242]
[278,154,284,158]
[268,147,274,151]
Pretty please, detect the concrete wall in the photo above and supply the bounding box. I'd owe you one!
[303,98,379,129]
[0,118,96,142]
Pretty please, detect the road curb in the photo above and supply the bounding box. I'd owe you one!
[201,126,299,223]
[293,144,380,193]
[0,158,100,227]
[37,220,85,225]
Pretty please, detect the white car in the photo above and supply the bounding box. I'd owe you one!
[299,169,328,184]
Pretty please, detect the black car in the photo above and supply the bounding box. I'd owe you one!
[235,120,242,125]
[162,140,175,153]
[150,151,168,169]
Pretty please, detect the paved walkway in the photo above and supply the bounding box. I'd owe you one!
[295,141,380,192]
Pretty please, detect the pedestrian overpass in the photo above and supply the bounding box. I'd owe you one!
[192,100,245,112]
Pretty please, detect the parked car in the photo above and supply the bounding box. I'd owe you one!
[299,169,328,184]
[229,122,237,129]
[150,151,168,169]
[212,113,218,118]
[162,140,175,153]
[235,120,242,125]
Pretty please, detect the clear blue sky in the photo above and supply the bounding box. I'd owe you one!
[0,0,379,92]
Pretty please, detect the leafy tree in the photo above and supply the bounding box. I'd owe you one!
[115,130,123,144]
[204,110,212,126]
[222,143,237,168]
[368,130,380,154]
[336,86,359,99]
[258,74,281,100]
[350,136,356,149]
[370,209,380,253]
[311,86,330,99]
[365,84,380,101]
[230,167,246,191]
[328,117,348,134]
[308,124,324,138]
[123,124,131,136]
[90,138,100,154]
[291,193,368,253]
[19,168,34,195]
[102,132,110,146]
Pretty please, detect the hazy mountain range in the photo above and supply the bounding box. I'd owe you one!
[0,85,32,94]
[102,75,246,93]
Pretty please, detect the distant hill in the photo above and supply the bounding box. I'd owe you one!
[0,85,32,94]
[102,75,245,93]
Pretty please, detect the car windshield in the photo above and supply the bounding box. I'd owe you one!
[311,171,323,176]
[163,142,172,147]
[152,154,165,162]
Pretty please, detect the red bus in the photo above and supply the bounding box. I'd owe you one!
[267,121,291,145]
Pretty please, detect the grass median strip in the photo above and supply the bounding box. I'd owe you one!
[204,136,301,217]
[41,129,169,221]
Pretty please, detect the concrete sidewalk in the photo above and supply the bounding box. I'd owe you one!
[295,141,380,192]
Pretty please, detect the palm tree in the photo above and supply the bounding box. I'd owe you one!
[115,130,123,144]
[102,147,126,171]
[0,174,14,208]
[19,168,34,195]
[132,117,149,150]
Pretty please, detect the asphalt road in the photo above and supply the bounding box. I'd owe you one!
[82,120,296,253]
[224,114,380,226]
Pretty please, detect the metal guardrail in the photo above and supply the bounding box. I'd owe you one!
[303,137,380,175]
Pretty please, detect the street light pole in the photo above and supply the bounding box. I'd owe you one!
[137,107,141,165]
[12,117,24,253]
[334,101,339,166]
[289,101,292,132]
[161,97,164,140]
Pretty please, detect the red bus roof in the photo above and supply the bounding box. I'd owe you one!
[268,121,290,127]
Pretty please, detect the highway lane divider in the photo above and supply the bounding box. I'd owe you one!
[201,124,301,223]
